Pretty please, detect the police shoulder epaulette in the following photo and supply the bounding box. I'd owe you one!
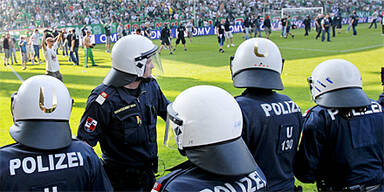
[152,161,193,192]
[303,105,318,117]
[94,86,116,105]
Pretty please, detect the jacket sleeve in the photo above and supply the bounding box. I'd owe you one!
[294,110,327,183]
[88,148,113,191]
[154,80,170,121]
[378,91,384,108]
[77,92,112,146]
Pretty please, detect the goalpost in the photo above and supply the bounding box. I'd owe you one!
[281,7,324,19]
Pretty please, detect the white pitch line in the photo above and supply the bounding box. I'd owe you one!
[7,65,24,82]
[339,44,384,53]
[279,47,339,53]
[280,44,384,53]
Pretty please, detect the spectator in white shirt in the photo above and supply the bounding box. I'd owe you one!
[42,31,63,81]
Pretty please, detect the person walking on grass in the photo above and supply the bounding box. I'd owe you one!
[18,36,28,70]
[83,30,97,68]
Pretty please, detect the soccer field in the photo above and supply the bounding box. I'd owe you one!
[1,23,383,190]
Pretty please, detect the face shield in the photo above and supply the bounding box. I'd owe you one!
[164,103,184,150]
[134,45,163,77]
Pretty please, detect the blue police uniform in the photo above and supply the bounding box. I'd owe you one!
[378,92,384,107]
[0,139,112,191]
[294,100,384,190]
[153,161,267,192]
[77,78,169,191]
[235,89,303,191]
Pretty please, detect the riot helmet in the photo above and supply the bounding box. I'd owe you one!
[10,75,73,150]
[308,59,370,108]
[164,85,258,176]
[103,34,162,87]
[230,38,284,90]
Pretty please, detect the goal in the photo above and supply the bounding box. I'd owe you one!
[281,7,324,20]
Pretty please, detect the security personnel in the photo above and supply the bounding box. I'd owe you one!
[379,67,384,107]
[294,59,384,191]
[77,34,169,191]
[0,75,112,191]
[229,38,303,191]
[153,85,267,192]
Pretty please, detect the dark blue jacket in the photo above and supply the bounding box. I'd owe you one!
[294,100,384,188]
[378,92,384,107]
[153,161,267,192]
[0,139,112,191]
[77,79,169,169]
[235,89,303,191]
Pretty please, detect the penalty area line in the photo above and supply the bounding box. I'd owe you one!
[7,65,24,82]
[280,44,384,53]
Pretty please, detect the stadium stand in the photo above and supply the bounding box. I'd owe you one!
[0,0,382,31]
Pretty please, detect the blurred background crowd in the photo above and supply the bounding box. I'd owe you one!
[0,0,382,31]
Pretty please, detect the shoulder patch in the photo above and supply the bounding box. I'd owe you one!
[95,91,109,105]
[303,105,317,117]
[84,117,98,132]
[151,182,162,192]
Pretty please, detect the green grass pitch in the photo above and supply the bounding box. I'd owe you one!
[1,23,383,190]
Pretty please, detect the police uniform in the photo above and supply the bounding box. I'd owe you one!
[235,88,303,191]
[77,78,169,191]
[0,139,112,191]
[153,161,267,192]
[379,92,384,107]
[294,101,384,191]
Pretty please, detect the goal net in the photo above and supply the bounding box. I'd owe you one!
[281,7,324,21]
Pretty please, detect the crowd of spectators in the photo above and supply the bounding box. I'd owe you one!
[0,0,382,32]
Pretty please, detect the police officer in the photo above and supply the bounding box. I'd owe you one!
[229,38,303,191]
[77,35,169,191]
[153,85,267,192]
[379,67,384,107]
[0,75,113,191]
[294,59,384,191]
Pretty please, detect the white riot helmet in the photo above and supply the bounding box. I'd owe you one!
[10,75,72,150]
[230,38,284,90]
[103,34,162,87]
[165,85,258,176]
[308,59,370,108]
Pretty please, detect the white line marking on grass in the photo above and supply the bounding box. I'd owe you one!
[280,44,384,53]
[339,44,384,53]
[279,47,339,53]
[7,65,24,82]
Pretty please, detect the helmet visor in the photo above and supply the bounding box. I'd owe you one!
[164,103,183,150]
[136,45,163,77]
[151,51,163,76]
